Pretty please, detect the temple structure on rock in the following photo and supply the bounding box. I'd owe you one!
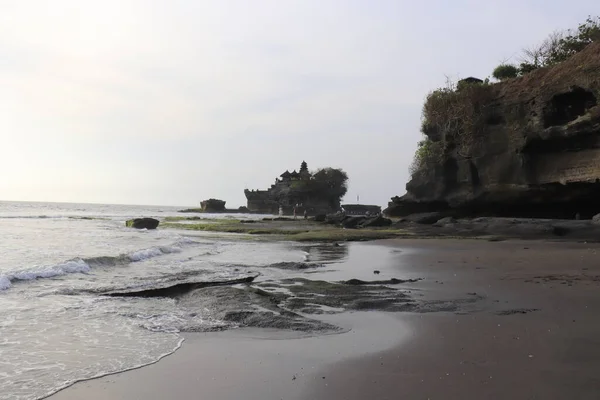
[244,161,337,215]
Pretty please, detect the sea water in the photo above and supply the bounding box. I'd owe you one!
[0,201,319,400]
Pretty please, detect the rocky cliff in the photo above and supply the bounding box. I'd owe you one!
[386,42,600,219]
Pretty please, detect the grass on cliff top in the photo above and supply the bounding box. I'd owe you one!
[160,220,412,242]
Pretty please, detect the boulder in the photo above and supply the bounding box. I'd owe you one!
[342,216,366,229]
[592,213,600,224]
[126,218,159,229]
[434,216,456,226]
[360,215,392,227]
[313,214,327,222]
[324,213,346,225]
[405,212,446,225]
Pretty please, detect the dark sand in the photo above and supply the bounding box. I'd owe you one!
[49,239,600,400]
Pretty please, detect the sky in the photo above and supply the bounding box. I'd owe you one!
[0,0,596,207]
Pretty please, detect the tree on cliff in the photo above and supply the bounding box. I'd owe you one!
[496,16,600,76]
[492,64,518,80]
[310,168,349,208]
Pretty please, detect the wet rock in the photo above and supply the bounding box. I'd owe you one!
[103,276,256,298]
[266,262,325,270]
[342,216,366,229]
[313,214,327,222]
[342,278,422,285]
[324,214,346,225]
[125,218,159,229]
[360,216,392,228]
[405,212,446,225]
[434,216,456,226]
[496,308,540,316]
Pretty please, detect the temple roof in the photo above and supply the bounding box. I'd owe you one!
[290,170,299,178]
[280,170,291,178]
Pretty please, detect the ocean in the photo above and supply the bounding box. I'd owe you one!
[0,201,342,400]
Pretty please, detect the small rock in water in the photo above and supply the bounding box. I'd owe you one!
[125,218,159,229]
[373,270,381,275]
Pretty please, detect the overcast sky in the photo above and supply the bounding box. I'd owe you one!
[0,0,595,207]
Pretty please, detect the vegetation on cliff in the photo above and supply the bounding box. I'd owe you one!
[494,16,600,78]
[411,15,600,176]
[417,79,496,165]
[393,19,600,219]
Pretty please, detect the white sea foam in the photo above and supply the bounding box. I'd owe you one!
[10,259,91,282]
[0,242,190,292]
[0,275,11,290]
[127,246,181,262]
[128,247,164,262]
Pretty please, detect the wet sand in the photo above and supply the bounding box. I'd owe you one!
[49,239,600,400]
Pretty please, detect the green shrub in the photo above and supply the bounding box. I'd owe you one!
[518,16,600,74]
[518,62,538,75]
[492,64,519,80]
[409,138,442,175]
[420,82,494,159]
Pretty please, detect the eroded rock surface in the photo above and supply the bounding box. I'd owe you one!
[386,42,600,219]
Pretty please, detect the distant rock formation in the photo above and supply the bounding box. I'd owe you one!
[386,42,600,219]
[126,218,159,229]
[200,199,226,213]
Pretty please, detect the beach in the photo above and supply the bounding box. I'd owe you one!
[49,238,600,400]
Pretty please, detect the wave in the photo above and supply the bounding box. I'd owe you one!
[0,238,200,291]
[0,215,57,219]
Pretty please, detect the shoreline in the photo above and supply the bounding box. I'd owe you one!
[159,214,600,243]
[48,311,411,400]
[49,238,600,399]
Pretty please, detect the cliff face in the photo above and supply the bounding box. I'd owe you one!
[387,42,600,219]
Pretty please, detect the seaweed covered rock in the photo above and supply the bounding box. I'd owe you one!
[125,218,159,229]
[360,215,393,227]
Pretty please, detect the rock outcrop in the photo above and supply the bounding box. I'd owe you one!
[200,199,226,213]
[386,42,600,219]
[320,214,392,229]
[126,218,160,229]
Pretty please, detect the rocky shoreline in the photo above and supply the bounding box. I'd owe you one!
[159,212,600,243]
